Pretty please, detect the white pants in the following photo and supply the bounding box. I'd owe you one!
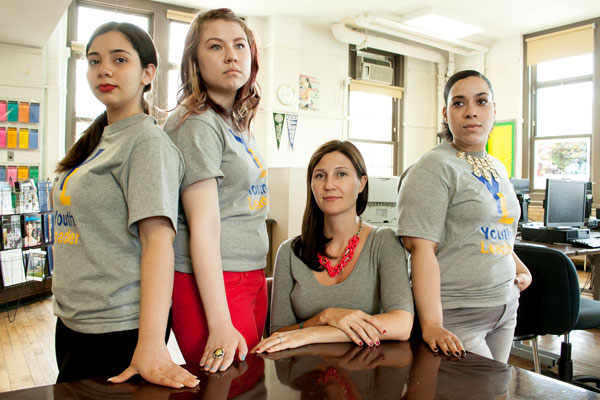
[443,284,520,363]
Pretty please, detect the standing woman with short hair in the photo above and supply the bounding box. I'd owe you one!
[164,8,268,374]
[52,22,198,388]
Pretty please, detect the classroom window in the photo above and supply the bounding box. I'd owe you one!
[531,54,593,189]
[348,48,403,176]
[168,21,190,110]
[524,21,597,191]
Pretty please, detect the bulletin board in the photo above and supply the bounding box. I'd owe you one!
[487,120,515,177]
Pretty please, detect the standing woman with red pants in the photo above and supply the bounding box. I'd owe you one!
[164,8,268,374]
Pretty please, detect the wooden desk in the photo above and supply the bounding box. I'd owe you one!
[0,341,598,399]
[516,238,600,300]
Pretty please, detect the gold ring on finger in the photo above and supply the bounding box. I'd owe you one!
[212,348,225,359]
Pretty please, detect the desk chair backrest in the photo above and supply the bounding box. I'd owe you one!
[513,243,580,337]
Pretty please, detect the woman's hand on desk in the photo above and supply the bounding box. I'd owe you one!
[421,325,465,358]
[200,325,248,373]
[108,340,199,388]
[316,308,386,347]
[252,329,312,353]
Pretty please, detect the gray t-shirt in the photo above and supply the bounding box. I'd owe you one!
[270,227,414,333]
[396,142,520,310]
[52,113,184,334]
[164,107,269,273]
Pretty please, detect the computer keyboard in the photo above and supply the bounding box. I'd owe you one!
[568,237,600,248]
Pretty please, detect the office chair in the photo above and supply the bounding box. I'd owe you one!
[513,243,600,393]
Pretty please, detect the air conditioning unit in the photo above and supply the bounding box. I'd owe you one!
[357,56,394,85]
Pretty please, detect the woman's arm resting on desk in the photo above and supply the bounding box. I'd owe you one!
[182,179,248,372]
[512,251,532,291]
[402,236,464,357]
[270,244,394,345]
[252,309,412,353]
[109,217,199,388]
[277,308,385,347]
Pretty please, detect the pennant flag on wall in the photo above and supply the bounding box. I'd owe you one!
[286,114,298,150]
[273,112,285,149]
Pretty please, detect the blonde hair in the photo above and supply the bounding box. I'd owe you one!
[177,8,260,132]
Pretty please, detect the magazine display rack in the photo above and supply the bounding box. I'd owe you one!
[0,179,53,322]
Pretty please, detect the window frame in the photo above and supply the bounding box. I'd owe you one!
[522,18,600,205]
[530,65,593,189]
[65,0,195,151]
[348,45,404,176]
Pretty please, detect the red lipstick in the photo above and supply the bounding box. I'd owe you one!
[98,84,116,92]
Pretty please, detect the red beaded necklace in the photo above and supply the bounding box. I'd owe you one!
[318,367,357,400]
[317,218,363,277]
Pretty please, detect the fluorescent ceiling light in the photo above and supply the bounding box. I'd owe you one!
[402,7,484,39]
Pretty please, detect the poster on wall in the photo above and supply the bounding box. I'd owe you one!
[487,120,515,178]
[299,74,319,111]
[286,114,298,150]
[273,113,285,149]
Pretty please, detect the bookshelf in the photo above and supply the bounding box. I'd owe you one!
[0,180,53,322]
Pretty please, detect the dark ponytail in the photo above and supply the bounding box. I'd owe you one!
[56,22,157,173]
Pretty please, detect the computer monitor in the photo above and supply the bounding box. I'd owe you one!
[509,178,530,224]
[585,181,593,219]
[543,179,587,228]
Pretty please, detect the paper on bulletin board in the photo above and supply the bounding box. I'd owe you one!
[6,166,17,186]
[487,120,515,177]
[7,101,18,122]
[29,103,40,123]
[17,166,29,180]
[299,75,319,111]
[29,129,38,149]
[18,103,29,123]
[0,101,6,122]
[7,128,17,149]
[19,128,29,149]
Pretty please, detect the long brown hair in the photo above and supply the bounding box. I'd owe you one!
[177,8,260,132]
[292,140,369,271]
[56,22,157,173]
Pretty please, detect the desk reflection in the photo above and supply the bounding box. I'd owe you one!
[50,354,266,400]
[267,341,511,400]
[0,341,597,399]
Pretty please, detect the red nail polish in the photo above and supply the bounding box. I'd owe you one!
[376,341,380,345]
[358,341,363,346]
[383,329,387,334]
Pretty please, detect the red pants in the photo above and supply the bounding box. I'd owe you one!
[171,269,268,364]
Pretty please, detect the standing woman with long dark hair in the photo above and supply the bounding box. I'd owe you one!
[52,22,198,388]
[164,8,268,374]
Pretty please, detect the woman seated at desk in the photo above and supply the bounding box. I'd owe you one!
[253,140,413,353]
